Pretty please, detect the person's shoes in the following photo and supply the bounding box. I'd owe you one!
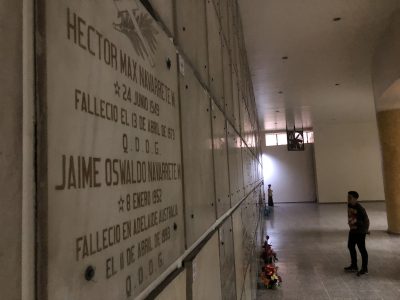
[357,269,368,276]
[344,265,358,272]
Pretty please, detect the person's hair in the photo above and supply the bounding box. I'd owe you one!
[348,191,359,199]
[268,184,271,187]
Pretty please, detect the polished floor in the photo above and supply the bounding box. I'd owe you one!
[257,202,400,300]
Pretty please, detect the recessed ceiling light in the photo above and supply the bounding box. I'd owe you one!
[282,56,288,60]
[333,17,341,22]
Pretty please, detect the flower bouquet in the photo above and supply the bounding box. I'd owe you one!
[261,235,278,264]
[259,264,282,289]
[259,235,282,289]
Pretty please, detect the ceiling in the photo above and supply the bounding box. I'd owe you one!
[238,0,400,132]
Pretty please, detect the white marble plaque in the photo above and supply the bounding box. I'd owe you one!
[42,1,184,298]
[232,208,245,299]
[206,0,224,108]
[191,234,222,300]
[155,269,186,300]
[148,0,174,37]
[222,39,234,122]
[231,70,240,130]
[175,0,208,84]
[218,218,237,300]
[220,0,229,45]
[211,101,231,218]
[179,61,216,247]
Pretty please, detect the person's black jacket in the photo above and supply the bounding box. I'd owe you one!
[348,203,370,234]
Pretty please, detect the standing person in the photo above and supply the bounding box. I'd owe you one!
[267,184,274,206]
[344,191,370,276]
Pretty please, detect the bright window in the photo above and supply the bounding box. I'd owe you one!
[277,133,287,145]
[265,131,314,147]
[265,134,277,146]
[305,131,314,143]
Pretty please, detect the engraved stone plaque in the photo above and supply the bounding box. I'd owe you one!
[40,1,184,298]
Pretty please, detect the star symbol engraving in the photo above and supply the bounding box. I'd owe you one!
[114,81,121,97]
[118,197,125,212]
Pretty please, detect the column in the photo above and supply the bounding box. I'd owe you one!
[372,10,400,234]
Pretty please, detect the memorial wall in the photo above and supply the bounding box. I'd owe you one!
[2,0,263,299]
[0,2,23,300]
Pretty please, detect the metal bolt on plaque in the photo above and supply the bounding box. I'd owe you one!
[84,266,95,281]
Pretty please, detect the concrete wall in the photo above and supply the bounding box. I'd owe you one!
[313,121,384,203]
[262,144,316,203]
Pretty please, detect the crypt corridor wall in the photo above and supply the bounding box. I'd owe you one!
[0,1,264,300]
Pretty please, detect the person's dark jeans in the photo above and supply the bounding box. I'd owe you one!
[348,232,368,270]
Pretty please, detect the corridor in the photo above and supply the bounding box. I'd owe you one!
[258,203,400,300]
[4,1,400,299]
